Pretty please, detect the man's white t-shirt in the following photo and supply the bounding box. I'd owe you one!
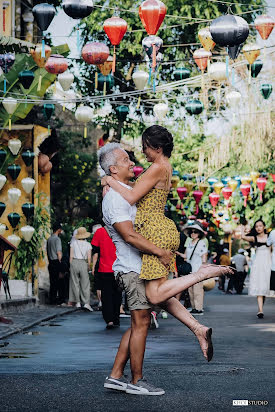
[102,182,142,274]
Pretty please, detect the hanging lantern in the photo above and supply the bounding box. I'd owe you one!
[3,97,17,130]
[21,177,35,194]
[228,179,238,192]
[222,187,233,208]
[97,55,113,76]
[142,35,163,73]
[249,60,263,78]
[255,14,275,40]
[0,53,15,92]
[139,0,167,35]
[40,161,52,175]
[132,70,149,109]
[18,70,34,90]
[186,100,204,115]
[198,27,215,51]
[241,176,251,185]
[0,223,6,235]
[8,138,21,156]
[184,181,194,193]
[208,177,218,187]
[171,172,180,189]
[240,184,250,207]
[43,103,55,135]
[7,234,21,247]
[22,203,35,220]
[7,213,20,228]
[210,15,249,47]
[8,188,21,205]
[133,166,144,178]
[75,105,94,138]
[198,182,209,194]
[193,190,203,215]
[256,177,267,202]
[260,84,272,100]
[153,103,168,120]
[97,73,114,95]
[225,91,241,107]
[7,165,21,181]
[38,153,49,171]
[45,54,68,75]
[177,187,187,200]
[82,42,109,66]
[32,3,55,58]
[227,16,249,61]
[62,0,94,19]
[213,181,223,194]
[0,174,7,190]
[174,67,190,81]
[209,62,228,81]
[30,44,52,90]
[221,177,231,186]
[115,106,129,139]
[20,225,35,242]
[193,48,212,72]
[0,202,6,217]
[21,150,35,167]
[250,171,260,186]
[103,17,128,73]
[209,193,220,213]
[0,149,7,165]
[58,72,74,91]
[243,43,261,83]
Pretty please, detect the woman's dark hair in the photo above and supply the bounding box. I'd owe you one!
[187,228,204,239]
[248,219,267,237]
[142,125,174,158]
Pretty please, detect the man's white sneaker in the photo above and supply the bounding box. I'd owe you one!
[76,302,81,309]
[126,378,165,396]
[83,303,93,312]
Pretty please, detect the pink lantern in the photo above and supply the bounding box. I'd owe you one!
[177,186,187,200]
[256,177,267,201]
[133,166,144,178]
[222,187,233,208]
[209,192,220,214]
[240,184,250,207]
[193,190,203,215]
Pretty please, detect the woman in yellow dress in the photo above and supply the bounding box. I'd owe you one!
[103,125,233,361]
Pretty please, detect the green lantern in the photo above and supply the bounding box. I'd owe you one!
[43,103,55,134]
[97,73,114,95]
[7,212,20,228]
[174,67,191,81]
[186,100,204,115]
[7,164,21,180]
[18,70,35,90]
[260,84,272,100]
[0,149,7,165]
[22,203,35,220]
[248,60,263,78]
[115,106,129,139]
[21,150,35,167]
[0,202,6,217]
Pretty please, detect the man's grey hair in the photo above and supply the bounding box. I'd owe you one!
[98,142,124,175]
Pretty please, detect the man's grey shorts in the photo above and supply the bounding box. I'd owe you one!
[116,271,151,311]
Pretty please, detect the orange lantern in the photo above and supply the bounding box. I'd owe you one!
[30,44,51,91]
[198,27,215,52]
[139,0,167,36]
[255,15,275,40]
[193,48,212,72]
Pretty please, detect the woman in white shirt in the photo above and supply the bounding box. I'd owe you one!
[69,227,93,311]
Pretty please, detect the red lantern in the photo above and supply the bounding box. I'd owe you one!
[193,190,203,215]
[133,166,144,178]
[222,187,233,200]
[103,17,127,73]
[255,15,275,40]
[256,177,267,201]
[177,187,187,200]
[209,192,220,214]
[240,184,250,207]
[82,42,109,65]
[139,0,167,35]
[45,54,68,74]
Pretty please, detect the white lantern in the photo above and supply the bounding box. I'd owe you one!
[153,103,169,120]
[20,225,35,242]
[209,62,228,81]
[7,234,21,247]
[75,106,94,138]
[225,91,241,106]
[0,224,6,235]
[21,177,35,194]
[0,174,7,190]
[132,71,149,90]
[3,97,17,130]
[8,138,22,155]
[8,188,21,205]
[58,72,74,91]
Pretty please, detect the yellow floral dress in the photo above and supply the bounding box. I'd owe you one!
[134,185,180,280]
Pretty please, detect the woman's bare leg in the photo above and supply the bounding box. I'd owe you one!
[145,265,233,306]
[160,297,213,361]
[257,296,264,313]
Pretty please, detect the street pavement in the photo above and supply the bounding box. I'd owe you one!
[0,288,275,412]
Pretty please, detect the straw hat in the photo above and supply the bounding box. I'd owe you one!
[75,227,91,239]
[183,222,205,237]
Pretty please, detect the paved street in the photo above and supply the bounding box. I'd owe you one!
[0,289,275,412]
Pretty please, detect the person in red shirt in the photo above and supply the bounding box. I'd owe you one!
[91,225,121,329]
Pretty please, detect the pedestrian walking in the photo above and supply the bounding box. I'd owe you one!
[47,222,64,305]
[231,249,248,294]
[91,225,122,329]
[69,227,93,311]
[242,220,272,318]
[267,229,275,293]
[219,249,231,292]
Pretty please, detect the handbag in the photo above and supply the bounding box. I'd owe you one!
[178,240,199,276]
